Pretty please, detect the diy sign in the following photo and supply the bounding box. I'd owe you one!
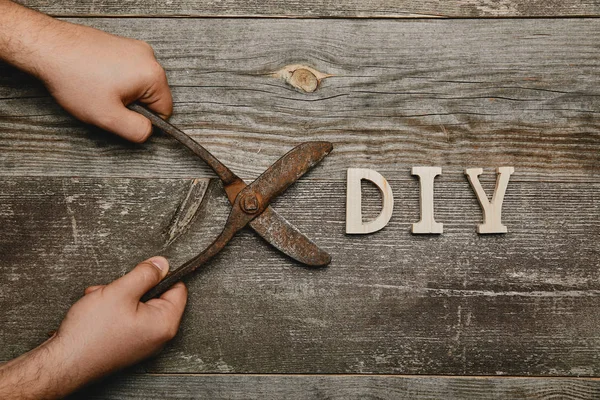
[346,167,515,235]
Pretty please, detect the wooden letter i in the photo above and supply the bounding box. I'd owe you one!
[412,166,443,234]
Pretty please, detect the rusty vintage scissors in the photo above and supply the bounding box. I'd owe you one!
[129,104,333,301]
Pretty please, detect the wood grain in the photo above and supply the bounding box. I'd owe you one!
[2,8,600,395]
[67,374,600,400]
[1,176,598,375]
[16,0,600,18]
[1,18,599,180]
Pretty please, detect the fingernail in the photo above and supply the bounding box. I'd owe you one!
[148,256,169,272]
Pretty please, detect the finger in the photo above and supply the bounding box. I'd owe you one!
[98,105,153,143]
[144,282,187,334]
[84,285,105,295]
[140,68,173,120]
[147,281,188,315]
[107,256,169,300]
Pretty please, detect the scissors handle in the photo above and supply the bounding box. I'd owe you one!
[128,103,239,185]
[141,205,246,301]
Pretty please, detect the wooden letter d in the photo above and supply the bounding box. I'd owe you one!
[346,168,394,234]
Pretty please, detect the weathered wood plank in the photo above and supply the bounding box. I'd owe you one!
[16,0,600,18]
[68,374,600,400]
[1,19,599,180]
[1,176,599,375]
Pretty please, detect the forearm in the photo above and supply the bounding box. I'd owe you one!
[0,257,186,399]
[0,337,82,399]
[0,1,61,78]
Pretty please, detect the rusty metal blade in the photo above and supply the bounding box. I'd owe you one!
[249,207,331,266]
[245,141,333,206]
[238,141,333,266]
[221,177,330,266]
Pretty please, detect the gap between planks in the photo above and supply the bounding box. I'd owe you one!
[48,15,600,19]
[142,373,600,380]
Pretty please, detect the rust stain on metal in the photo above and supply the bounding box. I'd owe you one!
[240,192,261,214]
[129,103,333,301]
[142,142,332,301]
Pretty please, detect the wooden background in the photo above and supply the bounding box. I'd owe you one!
[1,0,599,398]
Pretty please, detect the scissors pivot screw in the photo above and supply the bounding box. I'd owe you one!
[240,193,261,214]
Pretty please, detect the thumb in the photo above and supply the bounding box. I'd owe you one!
[97,104,153,143]
[108,256,169,300]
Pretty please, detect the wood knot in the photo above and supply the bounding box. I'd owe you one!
[291,69,318,92]
[272,64,332,93]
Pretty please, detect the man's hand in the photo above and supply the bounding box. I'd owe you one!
[0,257,188,399]
[56,256,187,379]
[0,0,172,142]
